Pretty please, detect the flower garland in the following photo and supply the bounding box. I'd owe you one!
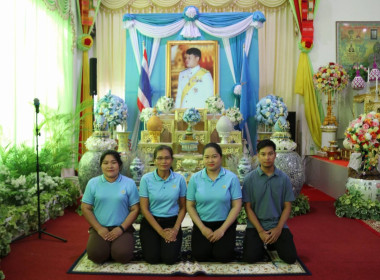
[224,107,243,124]
[345,112,380,172]
[94,92,128,130]
[156,96,174,114]
[205,96,224,114]
[348,63,368,82]
[183,108,201,124]
[139,107,154,123]
[255,95,288,126]
[313,62,349,93]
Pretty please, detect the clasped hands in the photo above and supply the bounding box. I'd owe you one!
[98,226,124,242]
[201,227,224,243]
[259,226,282,245]
[161,227,178,243]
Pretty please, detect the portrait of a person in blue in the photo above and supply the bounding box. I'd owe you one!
[139,145,187,264]
[242,139,297,264]
[186,143,242,262]
[81,150,140,264]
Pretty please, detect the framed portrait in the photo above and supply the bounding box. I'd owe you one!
[336,21,380,69]
[166,40,219,108]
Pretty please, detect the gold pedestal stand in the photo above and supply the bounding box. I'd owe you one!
[323,91,338,126]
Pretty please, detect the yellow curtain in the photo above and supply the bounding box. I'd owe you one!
[295,52,321,147]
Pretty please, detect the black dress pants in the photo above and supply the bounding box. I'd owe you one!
[139,216,182,264]
[191,220,237,262]
[243,227,297,264]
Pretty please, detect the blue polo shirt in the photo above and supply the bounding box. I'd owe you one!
[82,174,140,227]
[187,167,242,222]
[242,166,295,230]
[139,169,187,217]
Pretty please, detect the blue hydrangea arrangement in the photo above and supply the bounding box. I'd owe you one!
[255,94,288,126]
[182,107,201,124]
[94,91,128,130]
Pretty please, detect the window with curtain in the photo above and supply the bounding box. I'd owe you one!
[1,0,74,147]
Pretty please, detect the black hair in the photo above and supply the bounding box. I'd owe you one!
[203,142,223,157]
[100,150,123,168]
[257,139,276,153]
[153,145,173,160]
[186,47,201,59]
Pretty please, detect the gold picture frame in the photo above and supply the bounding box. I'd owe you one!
[166,40,219,106]
[336,21,380,69]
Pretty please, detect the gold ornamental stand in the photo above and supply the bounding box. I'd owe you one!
[323,90,338,126]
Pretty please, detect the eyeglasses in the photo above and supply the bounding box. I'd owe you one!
[155,157,172,161]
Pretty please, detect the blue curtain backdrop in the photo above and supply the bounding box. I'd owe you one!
[123,8,264,153]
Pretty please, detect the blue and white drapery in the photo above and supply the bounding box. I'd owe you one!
[123,6,266,152]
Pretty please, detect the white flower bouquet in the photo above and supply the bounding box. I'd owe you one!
[183,107,201,124]
[205,96,225,114]
[255,95,288,126]
[139,107,154,123]
[224,107,243,124]
[94,92,128,130]
[85,135,117,151]
[156,96,174,114]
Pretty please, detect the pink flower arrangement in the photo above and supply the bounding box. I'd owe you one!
[345,112,380,171]
[313,62,349,93]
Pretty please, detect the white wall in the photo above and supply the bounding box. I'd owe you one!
[310,0,380,69]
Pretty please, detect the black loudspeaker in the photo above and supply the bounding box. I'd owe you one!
[89,58,97,96]
[287,111,296,142]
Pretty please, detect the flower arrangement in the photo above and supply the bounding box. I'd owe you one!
[94,92,128,131]
[182,107,201,124]
[156,96,174,114]
[313,62,349,93]
[348,63,368,82]
[344,112,380,172]
[84,135,117,151]
[205,96,225,114]
[183,6,199,21]
[224,106,243,124]
[255,95,288,126]
[233,84,242,97]
[139,107,154,123]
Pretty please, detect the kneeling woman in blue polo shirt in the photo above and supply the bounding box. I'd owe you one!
[81,150,140,264]
[139,145,187,264]
[187,143,242,262]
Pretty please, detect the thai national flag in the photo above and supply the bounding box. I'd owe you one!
[137,44,152,112]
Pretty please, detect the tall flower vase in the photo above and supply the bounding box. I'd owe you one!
[78,150,103,193]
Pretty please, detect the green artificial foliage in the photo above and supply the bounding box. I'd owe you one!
[290,194,311,218]
[0,144,36,177]
[237,208,247,224]
[335,187,380,220]
[237,194,311,225]
[0,164,80,258]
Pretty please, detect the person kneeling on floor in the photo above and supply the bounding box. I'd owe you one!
[242,139,297,264]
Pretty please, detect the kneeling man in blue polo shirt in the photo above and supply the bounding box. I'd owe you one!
[242,139,297,264]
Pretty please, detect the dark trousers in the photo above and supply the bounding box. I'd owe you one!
[243,227,297,264]
[139,216,183,265]
[191,220,237,262]
[86,226,134,264]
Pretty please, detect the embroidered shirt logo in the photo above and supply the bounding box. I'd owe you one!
[222,185,226,189]
[172,185,177,188]
[121,190,126,194]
